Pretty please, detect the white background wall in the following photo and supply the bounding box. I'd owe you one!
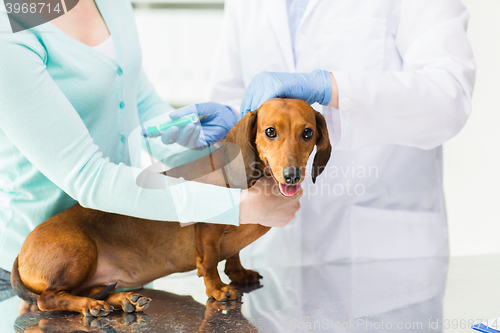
[444,0,500,256]
[134,8,224,107]
[134,0,500,257]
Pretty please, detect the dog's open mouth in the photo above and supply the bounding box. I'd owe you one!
[278,183,300,197]
[266,159,301,197]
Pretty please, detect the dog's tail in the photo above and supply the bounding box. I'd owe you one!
[0,267,15,302]
[90,282,117,300]
[11,256,115,305]
[11,256,39,305]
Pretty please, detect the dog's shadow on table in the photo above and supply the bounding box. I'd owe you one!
[14,288,260,333]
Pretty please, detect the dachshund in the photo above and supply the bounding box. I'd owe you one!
[11,98,331,317]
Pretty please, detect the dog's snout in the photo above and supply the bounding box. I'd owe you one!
[283,167,301,185]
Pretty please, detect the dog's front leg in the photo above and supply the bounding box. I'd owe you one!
[195,223,240,301]
[224,252,263,286]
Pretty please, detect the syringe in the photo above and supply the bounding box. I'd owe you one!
[141,111,221,138]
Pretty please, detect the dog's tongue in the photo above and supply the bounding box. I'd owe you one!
[279,183,300,197]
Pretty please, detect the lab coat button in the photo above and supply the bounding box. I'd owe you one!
[121,135,126,143]
[119,102,125,109]
[117,68,123,76]
[340,98,352,111]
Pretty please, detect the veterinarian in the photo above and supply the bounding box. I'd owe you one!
[0,0,302,278]
[208,0,476,267]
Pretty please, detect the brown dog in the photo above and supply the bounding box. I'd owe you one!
[11,99,331,317]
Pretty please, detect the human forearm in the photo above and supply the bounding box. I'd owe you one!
[324,0,475,150]
[0,36,240,226]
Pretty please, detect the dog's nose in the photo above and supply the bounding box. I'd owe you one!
[283,167,301,185]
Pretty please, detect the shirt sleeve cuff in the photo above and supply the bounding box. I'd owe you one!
[329,71,353,150]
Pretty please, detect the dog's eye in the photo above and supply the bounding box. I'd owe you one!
[265,127,277,139]
[302,128,314,140]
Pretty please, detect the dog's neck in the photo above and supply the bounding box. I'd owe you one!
[247,157,267,187]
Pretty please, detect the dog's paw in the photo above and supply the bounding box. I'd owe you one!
[226,267,263,286]
[205,297,242,313]
[18,300,40,316]
[206,283,241,302]
[123,312,152,326]
[85,315,110,327]
[120,292,152,313]
[83,299,113,317]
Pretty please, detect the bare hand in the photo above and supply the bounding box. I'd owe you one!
[239,177,302,227]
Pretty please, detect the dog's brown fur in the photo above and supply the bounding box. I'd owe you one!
[11,99,331,316]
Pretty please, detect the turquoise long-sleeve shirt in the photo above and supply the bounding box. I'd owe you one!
[0,0,240,272]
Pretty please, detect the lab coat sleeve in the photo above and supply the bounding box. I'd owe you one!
[330,0,476,150]
[209,0,245,116]
[0,30,240,225]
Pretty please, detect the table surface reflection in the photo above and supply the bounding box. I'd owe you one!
[2,254,500,333]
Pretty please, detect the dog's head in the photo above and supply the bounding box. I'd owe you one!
[225,98,331,196]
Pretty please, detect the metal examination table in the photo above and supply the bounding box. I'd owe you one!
[1,254,499,332]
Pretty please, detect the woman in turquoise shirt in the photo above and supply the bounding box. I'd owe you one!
[0,0,302,280]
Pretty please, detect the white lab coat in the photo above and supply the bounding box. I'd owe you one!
[210,0,475,267]
[240,257,448,332]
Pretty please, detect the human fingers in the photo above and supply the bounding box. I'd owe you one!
[161,126,180,145]
[176,123,198,147]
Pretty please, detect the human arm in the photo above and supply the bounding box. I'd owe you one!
[237,0,474,150]
[0,29,240,225]
[328,0,475,150]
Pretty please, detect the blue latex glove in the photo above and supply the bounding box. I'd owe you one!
[161,102,237,148]
[240,69,332,118]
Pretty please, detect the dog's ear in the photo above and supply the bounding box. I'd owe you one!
[245,111,259,155]
[224,111,259,187]
[312,111,332,184]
